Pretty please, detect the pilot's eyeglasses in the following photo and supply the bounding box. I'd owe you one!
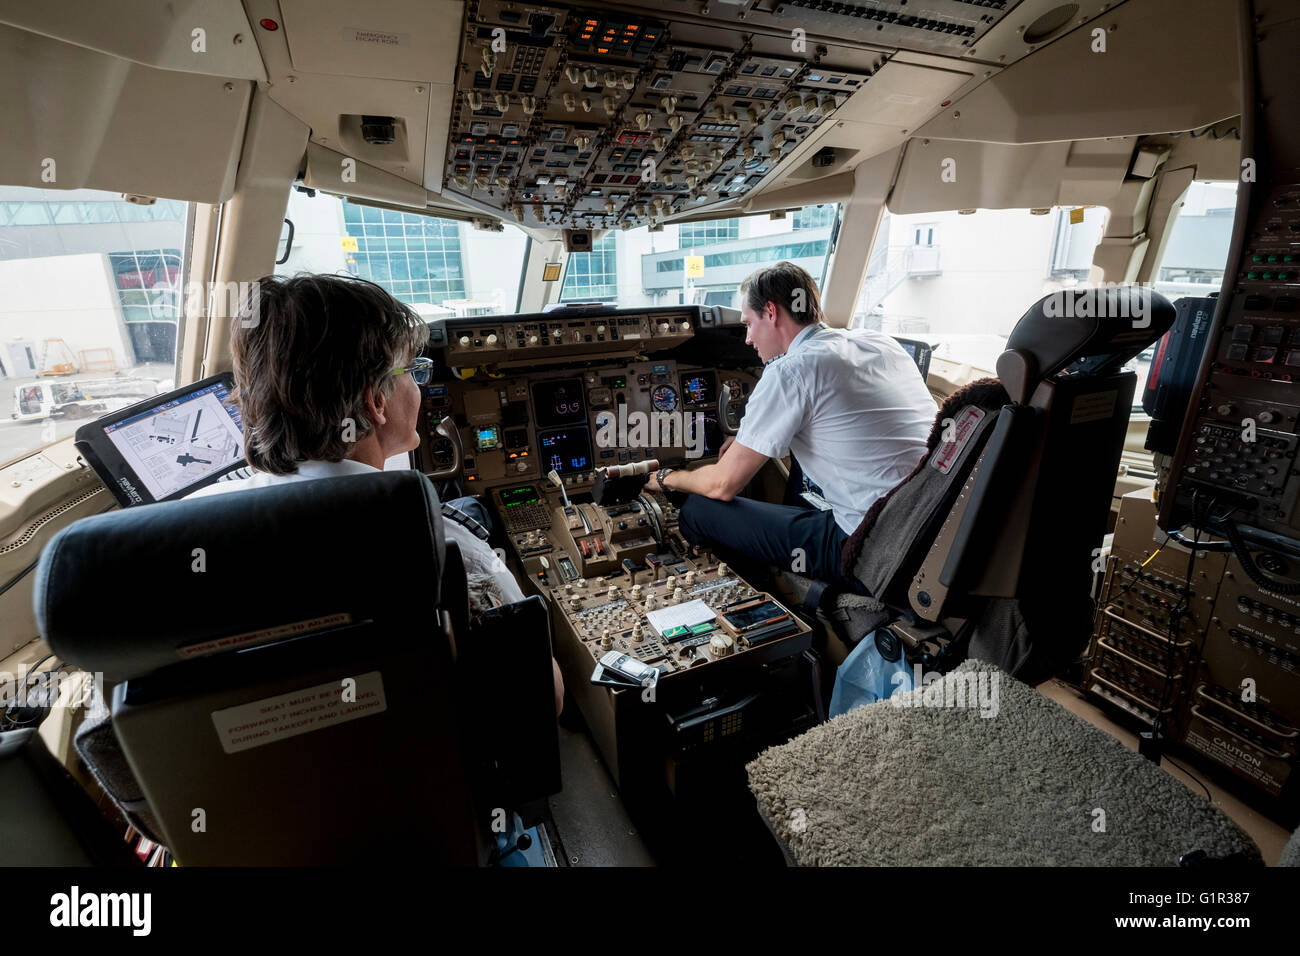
[391,356,434,386]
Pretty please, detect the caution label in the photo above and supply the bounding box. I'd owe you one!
[1070,390,1117,424]
[211,671,387,754]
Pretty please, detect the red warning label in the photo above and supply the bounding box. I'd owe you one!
[931,406,985,475]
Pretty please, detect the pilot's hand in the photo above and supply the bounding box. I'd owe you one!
[643,473,662,493]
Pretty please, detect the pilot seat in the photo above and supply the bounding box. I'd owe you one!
[33,470,560,865]
[775,286,1179,689]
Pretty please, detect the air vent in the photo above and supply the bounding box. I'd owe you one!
[0,485,108,555]
[1023,4,1080,44]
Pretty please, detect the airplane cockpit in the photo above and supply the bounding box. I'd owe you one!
[2,0,1300,916]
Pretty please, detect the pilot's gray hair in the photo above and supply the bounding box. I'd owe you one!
[230,273,429,475]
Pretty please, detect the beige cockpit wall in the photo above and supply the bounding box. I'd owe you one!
[0,0,1247,729]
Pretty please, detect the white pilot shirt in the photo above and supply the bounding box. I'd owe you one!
[187,459,524,602]
[736,323,937,535]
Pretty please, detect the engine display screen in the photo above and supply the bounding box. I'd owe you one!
[538,427,592,475]
[532,378,586,428]
[500,485,540,507]
[681,371,716,406]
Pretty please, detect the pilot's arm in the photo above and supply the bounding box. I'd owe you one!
[645,361,805,501]
[644,439,767,501]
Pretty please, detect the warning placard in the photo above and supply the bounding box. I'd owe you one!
[931,406,985,475]
[211,671,387,754]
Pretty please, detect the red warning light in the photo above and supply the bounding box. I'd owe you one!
[259,18,279,30]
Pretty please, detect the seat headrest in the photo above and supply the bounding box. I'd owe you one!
[34,470,445,682]
[1004,286,1176,383]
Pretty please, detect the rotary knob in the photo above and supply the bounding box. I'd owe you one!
[632,625,644,643]
[710,633,734,657]
[658,322,670,333]
[631,584,643,598]
[528,334,539,344]
[672,587,684,603]
[486,333,498,345]
[644,595,657,610]
[570,597,582,610]
[597,324,606,333]
[717,562,728,577]
[600,629,612,649]
[575,578,587,589]
[459,335,471,346]
[680,321,691,332]
[684,571,696,586]
[666,575,677,589]
[608,584,620,597]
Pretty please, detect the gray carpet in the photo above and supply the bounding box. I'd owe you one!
[1281,827,1300,867]
[747,660,1262,866]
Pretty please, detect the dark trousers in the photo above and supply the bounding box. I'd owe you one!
[677,494,864,591]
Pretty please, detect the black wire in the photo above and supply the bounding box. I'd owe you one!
[1153,490,1208,738]
[1164,754,1213,801]
[1080,531,1175,668]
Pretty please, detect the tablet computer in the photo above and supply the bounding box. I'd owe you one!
[74,373,246,507]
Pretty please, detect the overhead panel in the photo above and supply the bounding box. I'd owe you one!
[445,1,886,231]
[717,0,1025,57]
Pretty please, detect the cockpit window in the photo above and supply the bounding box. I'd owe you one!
[852,205,1110,375]
[559,203,839,307]
[0,186,191,466]
[280,189,530,320]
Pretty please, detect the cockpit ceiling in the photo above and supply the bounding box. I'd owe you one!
[440,0,1018,231]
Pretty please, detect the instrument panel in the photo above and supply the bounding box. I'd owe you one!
[446,0,889,231]
[417,308,755,492]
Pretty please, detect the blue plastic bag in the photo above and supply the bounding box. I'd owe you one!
[828,629,915,718]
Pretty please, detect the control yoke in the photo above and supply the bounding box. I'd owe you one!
[427,415,463,480]
[718,381,746,435]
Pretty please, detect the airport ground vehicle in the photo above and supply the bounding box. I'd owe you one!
[2,0,1299,885]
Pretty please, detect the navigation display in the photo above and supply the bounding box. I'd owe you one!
[681,371,716,406]
[538,427,592,475]
[103,381,243,499]
[532,378,586,428]
[75,373,246,506]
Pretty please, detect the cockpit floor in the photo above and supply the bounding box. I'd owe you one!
[1038,680,1293,865]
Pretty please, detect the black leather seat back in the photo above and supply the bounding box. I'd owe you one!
[843,287,1176,682]
[33,471,503,864]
